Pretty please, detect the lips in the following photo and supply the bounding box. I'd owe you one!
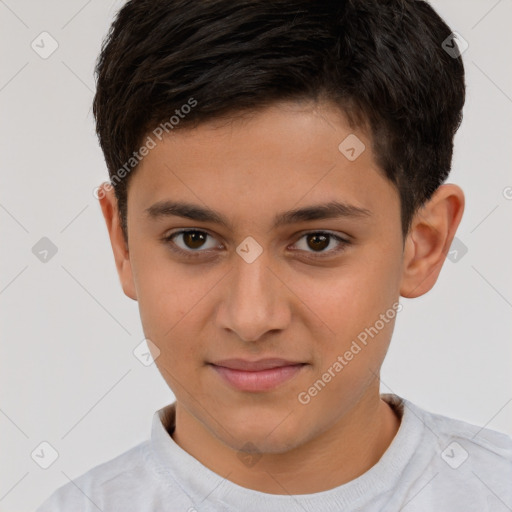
[209,358,307,392]
[211,358,304,371]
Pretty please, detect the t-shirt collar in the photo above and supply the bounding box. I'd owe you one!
[148,394,425,511]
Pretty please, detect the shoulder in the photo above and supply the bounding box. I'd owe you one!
[35,441,152,511]
[412,399,512,463]
[381,395,512,510]
[400,396,512,504]
[386,394,512,458]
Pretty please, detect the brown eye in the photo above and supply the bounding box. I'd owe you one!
[292,231,350,257]
[163,229,221,257]
[306,233,330,252]
[182,231,207,249]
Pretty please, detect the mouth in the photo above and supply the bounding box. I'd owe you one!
[208,358,307,392]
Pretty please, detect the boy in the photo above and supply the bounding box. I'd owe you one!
[36,0,512,510]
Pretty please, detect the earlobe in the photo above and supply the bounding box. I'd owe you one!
[399,184,465,298]
[97,182,138,301]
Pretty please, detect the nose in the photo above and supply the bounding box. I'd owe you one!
[216,248,291,343]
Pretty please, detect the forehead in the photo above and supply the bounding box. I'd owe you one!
[128,101,398,230]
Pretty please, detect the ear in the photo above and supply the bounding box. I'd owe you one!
[400,184,465,298]
[97,182,138,301]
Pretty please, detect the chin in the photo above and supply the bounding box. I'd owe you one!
[211,408,306,455]
[226,430,304,456]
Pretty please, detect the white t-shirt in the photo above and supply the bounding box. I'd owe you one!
[35,394,512,511]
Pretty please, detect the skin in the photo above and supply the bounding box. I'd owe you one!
[99,100,464,494]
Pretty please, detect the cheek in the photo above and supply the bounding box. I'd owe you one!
[297,257,399,335]
[132,242,198,326]
[290,247,401,374]
[132,255,216,373]
[132,258,191,348]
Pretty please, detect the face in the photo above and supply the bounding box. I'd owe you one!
[119,101,406,453]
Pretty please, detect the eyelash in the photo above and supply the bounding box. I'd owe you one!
[161,229,351,260]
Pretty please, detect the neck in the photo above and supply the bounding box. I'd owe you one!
[171,392,401,494]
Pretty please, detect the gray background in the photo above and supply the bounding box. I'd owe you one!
[1,0,511,510]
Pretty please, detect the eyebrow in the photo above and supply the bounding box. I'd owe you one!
[144,199,372,229]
